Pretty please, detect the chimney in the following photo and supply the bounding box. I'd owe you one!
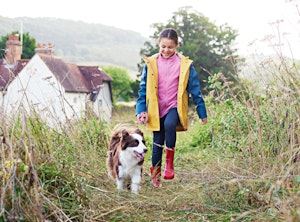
[5,34,22,64]
[35,43,54,55]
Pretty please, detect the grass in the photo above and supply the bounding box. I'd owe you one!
[1,95,299,221]
[1,40,300,222]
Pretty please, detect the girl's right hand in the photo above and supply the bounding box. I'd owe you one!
[137,112,148,125]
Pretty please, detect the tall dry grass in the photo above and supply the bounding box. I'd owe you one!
[1,6,300,220]
[1,53,299,221]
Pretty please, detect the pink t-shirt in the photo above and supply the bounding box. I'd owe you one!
[157,53,181,117]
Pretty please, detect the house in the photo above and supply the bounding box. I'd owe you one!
[0,34,113,128]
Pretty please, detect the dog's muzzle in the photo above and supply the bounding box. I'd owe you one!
[134,149,147,160]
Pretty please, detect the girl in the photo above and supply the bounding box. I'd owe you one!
[136,28,207,187]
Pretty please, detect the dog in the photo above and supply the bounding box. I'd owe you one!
[107,126,147,194]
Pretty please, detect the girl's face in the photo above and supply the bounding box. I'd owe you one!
[158,37,178,59]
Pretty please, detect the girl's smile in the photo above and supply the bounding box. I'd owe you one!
[159,37,178,59]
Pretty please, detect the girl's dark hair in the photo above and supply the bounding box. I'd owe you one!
[158,28,178,45]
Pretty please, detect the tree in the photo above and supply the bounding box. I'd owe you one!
[0,31,36,59]
[138,6,242,95]
[102,66,134,103]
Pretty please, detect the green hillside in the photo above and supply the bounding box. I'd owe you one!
[0,16,147,73]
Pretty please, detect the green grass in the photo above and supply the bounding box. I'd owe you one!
[1,56,300,221]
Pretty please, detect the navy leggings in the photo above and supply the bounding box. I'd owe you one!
[152,108,180,167]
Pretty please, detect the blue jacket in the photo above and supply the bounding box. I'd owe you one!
[136,53,207,131]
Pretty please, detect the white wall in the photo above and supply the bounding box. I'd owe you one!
[0,92,3,107]
[4,55,71,127]
[3,54,113,127]
[64,92,88,119]
[93,82,112,123]
[0,92,4,118]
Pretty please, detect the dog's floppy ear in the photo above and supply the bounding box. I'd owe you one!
[109,132,121,150]
[121,129,130,138]
[134,128,144,137]
[121,130,130,150]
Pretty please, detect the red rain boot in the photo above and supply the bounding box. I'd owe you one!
[150,166,162,188]
[164,148,175,180]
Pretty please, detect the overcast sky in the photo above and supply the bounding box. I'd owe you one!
[1,0,300,58]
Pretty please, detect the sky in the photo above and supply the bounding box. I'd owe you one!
[1,0,300,58]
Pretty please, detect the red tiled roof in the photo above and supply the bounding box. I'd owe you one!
[0,54,112,95]
[78,65,113,91]
[39,54,91,93]
[39,54,112,93]
[0,59,30,90]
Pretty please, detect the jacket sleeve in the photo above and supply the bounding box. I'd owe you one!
[187,65,207,119]
[136,65,148,115]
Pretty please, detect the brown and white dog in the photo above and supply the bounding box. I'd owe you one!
[107,127,147,194]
